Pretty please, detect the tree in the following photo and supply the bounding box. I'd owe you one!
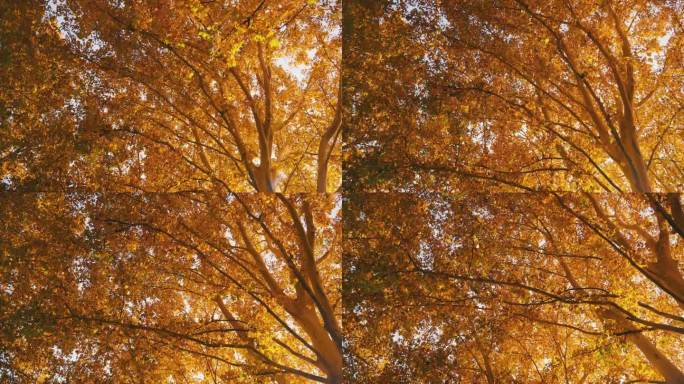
[346,0,684,194]
[343,0,450,192]
[2,192,341,383]
[48,0,340,193]
[2,1,342,383]
[343,3,684,381]
[0,0,99,192]
[5,0,684,382]
[344,193,684,383]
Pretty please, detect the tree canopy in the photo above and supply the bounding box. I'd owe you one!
[2,1,341,383]
[3,0,341,194]
[3,0,684,383]
[345,0,684,193]
[343,0,684,382]
[2,191,341,383]
[345,192,684,383]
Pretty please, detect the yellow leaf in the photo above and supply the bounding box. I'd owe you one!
[37,373,50,384]
[230,41,244,55]
[198,30,212,41]
[269,38,281,49]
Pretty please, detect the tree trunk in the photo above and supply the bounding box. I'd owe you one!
[284,300,343,383]
[601,307,684,384]
[252,163,275,192]
[559,258,684,383]
[316,85,342,193]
